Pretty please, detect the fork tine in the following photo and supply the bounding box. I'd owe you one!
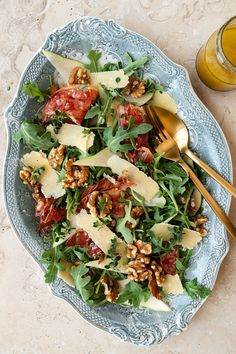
[144,106,166,142]
[151,106,173,141]
[149,106,168,141]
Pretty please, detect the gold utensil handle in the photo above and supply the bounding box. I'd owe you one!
[185,148,236,198]
[179,160,236,239]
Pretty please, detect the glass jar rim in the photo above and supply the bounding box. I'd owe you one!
[217,16,236,73]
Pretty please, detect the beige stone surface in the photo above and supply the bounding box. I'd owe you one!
[1,0,236,353]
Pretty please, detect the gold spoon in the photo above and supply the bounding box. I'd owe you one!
[153,106,236,197]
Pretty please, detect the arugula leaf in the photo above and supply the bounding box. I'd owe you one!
[123,52,148,76]
[102,61,122,71]
[70,264,93,301]
[65,187,84,218]
[93,215,112,228]
[41,247,65,283]
[41,222,71,283]
[116,281,151,307]
[183,278,211,299]
[103,117,152,153]
[177,249,193,279]
[85,50,102,72]
[149,226,183,256]
[49,111,68,133]
[107,238,118,258]
[84,104,102,120]
[145,78,164,93]
[31,166,45,184]
[85,87,118,126]
[64,246,90,263]
[13,121,55,151]
[116,201,135,243]
[21,82,48,102]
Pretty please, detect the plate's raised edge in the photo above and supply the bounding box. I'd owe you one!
[3,16,233,345]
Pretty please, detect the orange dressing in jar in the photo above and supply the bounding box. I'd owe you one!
[196,17,236,91]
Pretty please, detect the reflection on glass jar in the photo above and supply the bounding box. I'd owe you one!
[196,16,236,91]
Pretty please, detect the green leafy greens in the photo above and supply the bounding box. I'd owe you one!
[116,281,151,307]
[123,52,148,76]
[183,278,211,299]
[116,201,136,243]
[21,82,48,102]
[85,50,102,72]
[13,121,55,151]
[103,117,152,153]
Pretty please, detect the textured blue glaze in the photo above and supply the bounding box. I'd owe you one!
[4,17,232,345]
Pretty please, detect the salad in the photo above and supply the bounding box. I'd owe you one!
[14,49,211,311]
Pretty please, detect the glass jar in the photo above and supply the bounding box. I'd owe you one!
[196,16,236,91]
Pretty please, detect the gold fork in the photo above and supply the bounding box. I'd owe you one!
[144,105,236,240]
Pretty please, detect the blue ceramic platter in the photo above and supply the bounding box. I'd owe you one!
[4,17,232,345]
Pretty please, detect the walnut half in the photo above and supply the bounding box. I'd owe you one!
[194,214,208,237]
[68,67,90,85]
[63,158,90,189]
[48,145,65,170]
[100,276,119,303]
[87,191,112,218]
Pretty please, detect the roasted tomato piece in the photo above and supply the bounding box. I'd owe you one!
[42,86,98,125]
[66,230,102,257]
[160,250,177,275]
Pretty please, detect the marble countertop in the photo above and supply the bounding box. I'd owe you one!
[1,1,236,353]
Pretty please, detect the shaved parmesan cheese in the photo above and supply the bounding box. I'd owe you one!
[140,296,171,311]
[21,151,65,198]
[150,223,201,249]
[58,260,75,288]
[163,274,184,294]
[69,209,122,254]
[43,50,129,90]
[150,92,177,114]
[47,123,94,152]
[124,92,154,106]
[145,195,166,208]
[74,148,114,167]
[90,70,129,89]
[86,258,128,273]
[43,50,84,84]
[107,154,159,201]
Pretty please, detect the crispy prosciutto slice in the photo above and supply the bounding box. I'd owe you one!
[79,177,134,210]
[35,198,66,232]
[66,230,102,257]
